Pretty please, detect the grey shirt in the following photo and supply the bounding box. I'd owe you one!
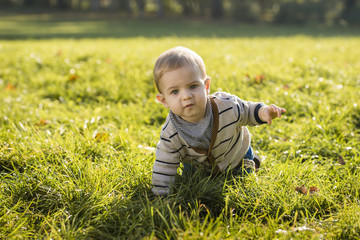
[169,98,213,149]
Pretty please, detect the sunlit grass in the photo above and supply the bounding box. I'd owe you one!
[0,24,360,239]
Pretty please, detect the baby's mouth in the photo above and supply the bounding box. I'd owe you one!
[185,104,194,108]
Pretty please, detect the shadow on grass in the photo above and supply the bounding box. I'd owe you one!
[86,171,229,239]
[1,11,360,39]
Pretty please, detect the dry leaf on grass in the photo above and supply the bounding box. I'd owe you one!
[295,185,319,195]
[5,83,16,91]
[338,155,346,165]
[254,74,266,84]
[309,186,319,193]
[95,132,109,142]
[35,119,49,127]
[68,74,79,82]
[295,185,307,194]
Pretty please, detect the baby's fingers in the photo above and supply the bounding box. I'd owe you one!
[269,105,286,118]
[276,107,286,118]
[269,105,279,118]
[279,107,286,117]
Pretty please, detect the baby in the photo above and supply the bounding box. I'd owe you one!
[152,46,286,196]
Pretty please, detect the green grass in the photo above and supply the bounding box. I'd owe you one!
[1,11,360,39]
[1,13,360,239]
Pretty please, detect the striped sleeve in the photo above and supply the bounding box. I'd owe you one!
[152,132,180,196]
[235,97,267,126]
[213,92,267,127]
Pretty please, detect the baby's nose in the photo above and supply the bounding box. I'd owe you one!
[182,90,192,99]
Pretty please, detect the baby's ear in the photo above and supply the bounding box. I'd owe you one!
[205,77,211,94]
[156,93,169,108]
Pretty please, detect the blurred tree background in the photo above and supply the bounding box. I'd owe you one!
[0,0,359,25]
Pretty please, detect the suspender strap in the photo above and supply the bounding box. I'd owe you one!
[189,98,220,173]
[208,98,220,173]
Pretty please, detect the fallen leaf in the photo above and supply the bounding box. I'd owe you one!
[5,83,16,91]
[68,74,79,82]
[309,186,319,194]
[35,119,48,127]
[295,185,307,195]
[95,132,109,142]
[338,155,346,165]
[254,74,266,84]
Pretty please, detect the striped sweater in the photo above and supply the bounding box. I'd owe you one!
[152,92,266,195]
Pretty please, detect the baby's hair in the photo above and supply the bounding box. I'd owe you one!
[153,46,207,92]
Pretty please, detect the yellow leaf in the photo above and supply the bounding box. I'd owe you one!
[95,132,109,142]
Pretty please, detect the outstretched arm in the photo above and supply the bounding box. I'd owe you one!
[259,104,286,125]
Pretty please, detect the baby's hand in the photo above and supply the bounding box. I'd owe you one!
[260,104,286,125]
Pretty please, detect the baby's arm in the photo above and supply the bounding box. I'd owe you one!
[152,136,180,196]
[259,104,286,124]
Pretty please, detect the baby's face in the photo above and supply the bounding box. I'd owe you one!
[157,65,210,123]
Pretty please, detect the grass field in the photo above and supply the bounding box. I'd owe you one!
[1,13,360,239]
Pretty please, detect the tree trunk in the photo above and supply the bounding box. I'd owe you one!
[57,0,69,9]
[179,0,192,16]
[91,0,100,12]
[341,0,357,20]
[156,0,164,18]
[24,0,34,6]
[211,0,223,19]
[126,0,133,15]
[136,0,145,18]
[108,0,117,12]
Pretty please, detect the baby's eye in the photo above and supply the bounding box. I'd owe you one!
[171,90,179,95]
[190,85,198,89]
